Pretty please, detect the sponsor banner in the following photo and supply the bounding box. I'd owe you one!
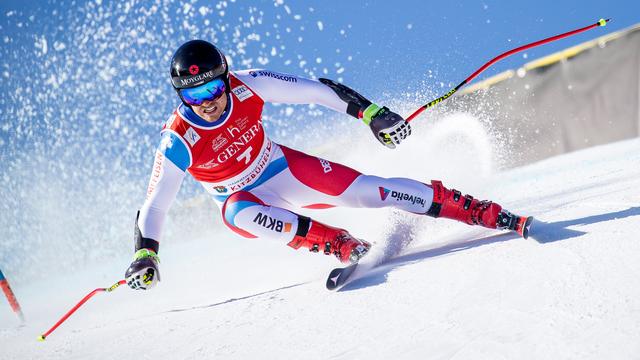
[378,186,426,208]
[146,152,165,198]
[248,70,298,83]
[197,158,219,170]
[201,140,275,195]
[173,67,225,88]
[217,123,261,164]
[197,118,263,171]
[184,127,201,146]
[213,186,228,194]
[253,212,292,233]
[318,158,333,173]
[211,134,228,152]
[227,141,272,192]
[232,85,254,101]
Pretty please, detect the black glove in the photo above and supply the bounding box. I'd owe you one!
[362,104,411,149]
[125,249,160,290]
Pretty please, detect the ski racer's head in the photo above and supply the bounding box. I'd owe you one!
[170,40,230,122]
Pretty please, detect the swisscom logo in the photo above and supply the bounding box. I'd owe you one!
[248,70,297,83]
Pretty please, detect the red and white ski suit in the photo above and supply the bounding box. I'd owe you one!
[139,70,433,245]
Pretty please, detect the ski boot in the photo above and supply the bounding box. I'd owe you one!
[287,218,371,264]
[426,180,533,239]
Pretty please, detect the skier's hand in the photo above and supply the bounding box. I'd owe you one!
[125,249,160,290]
[362,104,411,149]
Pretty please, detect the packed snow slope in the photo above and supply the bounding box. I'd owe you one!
[2,128,640,359]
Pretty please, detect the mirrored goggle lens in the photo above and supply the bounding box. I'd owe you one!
[179,78,226,106]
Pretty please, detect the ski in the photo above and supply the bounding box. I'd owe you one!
[326,216,534,291]
[326,263,359,291]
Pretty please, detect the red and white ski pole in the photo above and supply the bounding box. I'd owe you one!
[0,268,25,322]
[406,18,610,122]
[38,279,126,341]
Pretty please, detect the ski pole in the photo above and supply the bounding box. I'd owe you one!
[0,268,25,322]
[406,18,610,122]
[38,279,126,341]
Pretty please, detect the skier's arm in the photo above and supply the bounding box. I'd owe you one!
[234,70,348,113]
[125,132,189,290]
[234,70,410,149]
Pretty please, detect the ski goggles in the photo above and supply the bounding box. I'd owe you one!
[179,78,226,106]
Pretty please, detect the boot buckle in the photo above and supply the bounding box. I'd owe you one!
[496,210,518,230]
[463,195,474,210]
[470,200,492,225]
[324,241,332,255]
[348,244,370,264]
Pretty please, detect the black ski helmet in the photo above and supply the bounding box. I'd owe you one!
[169,40,229,104]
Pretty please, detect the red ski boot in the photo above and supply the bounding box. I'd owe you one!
[287,219,371,264]
[426,180,533,238]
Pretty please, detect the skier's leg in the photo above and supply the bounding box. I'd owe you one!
[325,175,528,234]
[221,191,370,263]
[274,145,432,213]
[275,145,528,234]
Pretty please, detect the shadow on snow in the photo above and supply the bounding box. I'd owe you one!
[531,206,640,243]
[340,206,640,292]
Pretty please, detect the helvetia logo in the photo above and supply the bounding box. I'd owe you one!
[378,187,426,207]
[379,187,391,201]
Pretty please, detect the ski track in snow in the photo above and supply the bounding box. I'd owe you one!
[2,137,640,359]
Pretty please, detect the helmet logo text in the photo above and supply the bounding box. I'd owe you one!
[179,70,217,87]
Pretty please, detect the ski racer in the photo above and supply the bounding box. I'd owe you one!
[125,40,531,290]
